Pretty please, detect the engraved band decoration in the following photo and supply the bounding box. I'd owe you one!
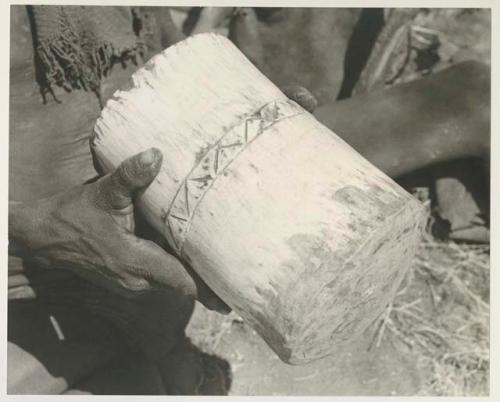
[163,98,305,254]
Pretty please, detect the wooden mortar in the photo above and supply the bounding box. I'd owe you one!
[92,33,426,364]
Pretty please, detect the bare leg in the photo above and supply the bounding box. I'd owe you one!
[314,61,490,178]
[314,61,490,242]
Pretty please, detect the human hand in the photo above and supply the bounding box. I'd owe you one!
[9,148,228,312]
[8,84,316,307]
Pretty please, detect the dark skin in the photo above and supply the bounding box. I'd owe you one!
[9,6,318,391]
[8,85,317,314]
[8,89,316,394]
[10,148,205,299]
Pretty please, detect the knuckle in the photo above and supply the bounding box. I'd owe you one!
[131,265,154,282]
[120,276,151,292]
[116,161,135,188]
[179,280,197,299]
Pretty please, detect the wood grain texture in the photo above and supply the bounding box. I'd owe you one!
[92,33,426,364]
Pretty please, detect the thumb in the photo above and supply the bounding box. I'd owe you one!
[98,148,163,210]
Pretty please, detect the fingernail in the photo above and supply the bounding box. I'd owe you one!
[299,93,318,113]
[206,297,232,315]
[140,148,159,166]
[218,303,232,315]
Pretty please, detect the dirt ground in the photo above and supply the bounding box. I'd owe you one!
[186,236,489,396]
[7,6,490,396]
[183,9,491,395]
[187,307,422,395]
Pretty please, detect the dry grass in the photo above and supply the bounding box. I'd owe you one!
[189,232,490,396]
[372,231,490,396]
[187,191,490,396]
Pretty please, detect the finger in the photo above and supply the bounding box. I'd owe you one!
[99,148,163,210]
[123,233,231,313]
[134,214,231,314]
[183,264,232,314]
[123,235,198,298]
[281,85,318,113]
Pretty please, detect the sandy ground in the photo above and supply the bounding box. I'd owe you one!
[187,305,421,395]
[186,238,489,396]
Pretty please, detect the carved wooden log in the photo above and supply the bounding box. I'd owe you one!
[92,33,426,364]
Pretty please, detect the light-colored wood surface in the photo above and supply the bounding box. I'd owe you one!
[93,33,426,364]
